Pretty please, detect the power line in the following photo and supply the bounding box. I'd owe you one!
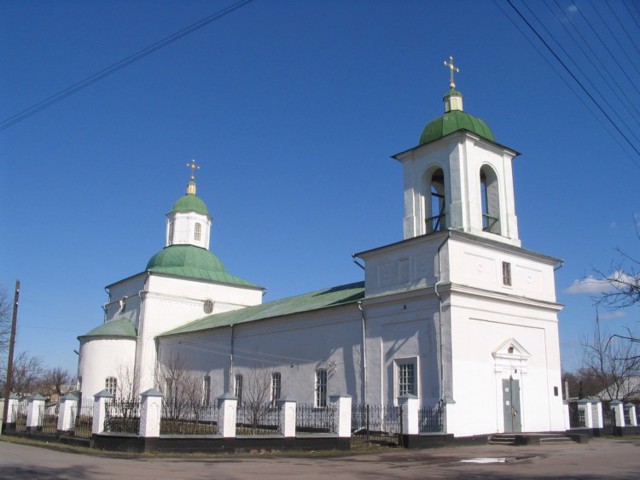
[505,0,640,166]
[0,0,254,132]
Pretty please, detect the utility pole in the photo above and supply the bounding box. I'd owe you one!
[2,280,20,429]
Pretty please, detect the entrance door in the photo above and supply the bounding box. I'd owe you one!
[502,377,521,433]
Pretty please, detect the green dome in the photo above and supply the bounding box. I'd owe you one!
[146,245,258,287]
[420,110,494,145]
[169,193,210,217]
[147,244,225,272]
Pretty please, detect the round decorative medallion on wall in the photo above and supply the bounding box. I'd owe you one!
[203,299,214,314]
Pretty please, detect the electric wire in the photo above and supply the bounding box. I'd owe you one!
[505,0,640,166]
[0,0,254,132]
[551,0,640,123]
[588,0,640,79]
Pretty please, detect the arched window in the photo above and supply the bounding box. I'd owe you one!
[194,222,202,241]
[168,221,175,245]
[425,168,446,234]
[480,166,500,234]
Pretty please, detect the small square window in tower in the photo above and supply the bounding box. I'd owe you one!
[502,261,512,286]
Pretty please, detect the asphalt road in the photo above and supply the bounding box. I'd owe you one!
[1,437,639,479]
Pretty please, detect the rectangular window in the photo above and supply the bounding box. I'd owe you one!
[315,369,327,408]
[398,362,416,397]
[194,222,202,241]
[105,376,118,396]
[202,376,211,406]
[271,372,281,405]
[502,261,512,286]
[234,374,243,405]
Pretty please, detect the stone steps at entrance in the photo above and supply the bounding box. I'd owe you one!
[488,433,577,446]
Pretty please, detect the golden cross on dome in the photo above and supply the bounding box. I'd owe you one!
[187,159,200,180]
[444,56,460,89]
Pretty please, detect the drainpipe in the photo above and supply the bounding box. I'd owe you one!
[229,324,235,393]
[357,301,366,405]
[554,260,564,272]
[434,232,450,404]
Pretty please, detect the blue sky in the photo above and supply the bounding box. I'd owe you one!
[1,0,639,377]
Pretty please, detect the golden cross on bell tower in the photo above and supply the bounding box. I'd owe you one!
[186,159,200,195]
[187,158,200,180]
[444,56,460,89]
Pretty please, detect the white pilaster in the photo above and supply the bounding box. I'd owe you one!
[610,400,625,427]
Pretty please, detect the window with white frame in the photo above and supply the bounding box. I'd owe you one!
[234,374,243,405]
[396,359,417,398]
[315,369,328,408]
[202,375,211,406]
[194,222,202,241]
[105,376,118,396]
[271,372,281,405]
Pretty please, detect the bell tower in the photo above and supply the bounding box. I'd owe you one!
[393,57,521,247]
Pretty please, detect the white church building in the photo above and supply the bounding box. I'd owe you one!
[78,67,565,438]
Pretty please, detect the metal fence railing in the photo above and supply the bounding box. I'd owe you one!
[160,402,219,435]
[38,406,58,434]
[69,404,94,438]
[418,404,445,433]
[296,403,335,434]
[351,404,402,446]
[104,399,140,434]
[12,404,28,432]
[236,403,280,435]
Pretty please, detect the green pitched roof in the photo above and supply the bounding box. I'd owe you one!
[420,109,494,145]
[161,281,365,337]
[168,192,210,217]
[146,244,259,288]
[79,318,137,339]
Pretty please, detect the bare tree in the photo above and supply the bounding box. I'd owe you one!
[236,368,280,433]
[0,287,11,355]
[156,353,204,422]
[8,352,44,397]
[581,317,640,401]
[38,367,73,398]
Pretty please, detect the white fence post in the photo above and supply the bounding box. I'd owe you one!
[591,398,603,429]
[92,389,114,435]
[610,400,625,428]
[398,394,419,435]
[624,403,637,427]
[330,395,352,437]
[139,389,163,438]
[57,393,78,433]
[216,393,238,438]
[577,398,593,428]
[26,394,45,432]
[278,397,297,438]
[563,401,571,430]
[5,393,19,426]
